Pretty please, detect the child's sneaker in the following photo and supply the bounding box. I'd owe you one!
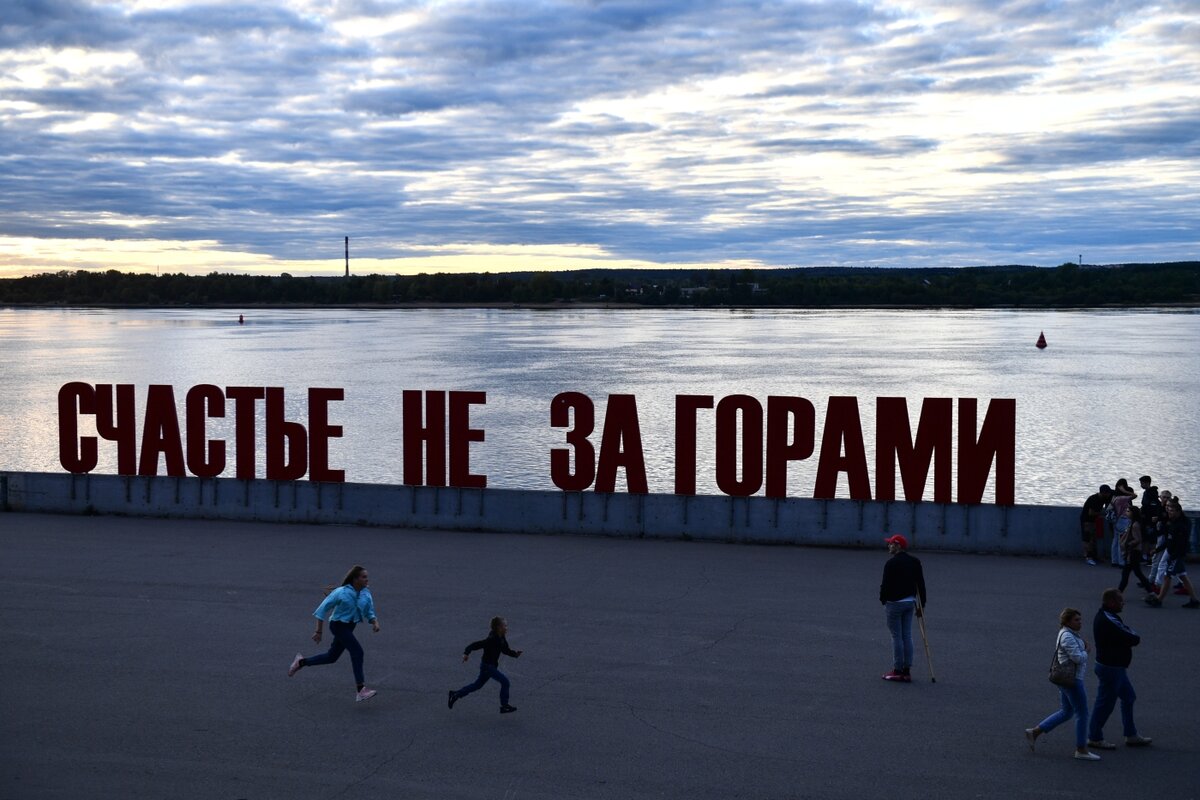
[356,687,377,702]
[500,704,518,713]
[882,670,904,681]
[288,653,303,677]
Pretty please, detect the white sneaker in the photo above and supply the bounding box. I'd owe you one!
[288,653,303,677]
[1073,751,1100,761]
[355,687,377,702]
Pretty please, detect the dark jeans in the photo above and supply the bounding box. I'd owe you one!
[1118,558,1151,593]
[304,620,365,686]
[454,662,510,705]
[1089,662,1138,741]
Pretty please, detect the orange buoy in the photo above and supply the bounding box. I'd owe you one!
[1036,331,1047,349]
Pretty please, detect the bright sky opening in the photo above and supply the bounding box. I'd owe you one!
[1,0,1196,277]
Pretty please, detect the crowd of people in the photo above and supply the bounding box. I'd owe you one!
[874,482,1195,763]
[1079,475,1198,609]
[1003,475,1197,761]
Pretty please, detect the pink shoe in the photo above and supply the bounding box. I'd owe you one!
[882,670,904,681]
[288,653,303,677]
[355,687,377,702]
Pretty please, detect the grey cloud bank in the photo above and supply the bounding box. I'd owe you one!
[0,0,1197,274]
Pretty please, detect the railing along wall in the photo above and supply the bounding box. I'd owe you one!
[1,471,1195,559]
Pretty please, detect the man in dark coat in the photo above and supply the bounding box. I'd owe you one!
[879,534,927,682]
[1087,589,1153,749]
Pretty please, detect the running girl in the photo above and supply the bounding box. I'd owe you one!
[288,565,380,702]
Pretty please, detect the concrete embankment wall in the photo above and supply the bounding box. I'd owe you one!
[6,470,1170,558]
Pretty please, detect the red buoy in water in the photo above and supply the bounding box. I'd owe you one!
[1036,331,1047,349]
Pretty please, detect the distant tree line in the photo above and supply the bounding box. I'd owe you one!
[1,262,1197,307]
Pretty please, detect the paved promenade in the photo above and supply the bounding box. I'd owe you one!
[2,512,1198,799]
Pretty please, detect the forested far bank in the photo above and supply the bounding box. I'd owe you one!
[1,262,1197,307]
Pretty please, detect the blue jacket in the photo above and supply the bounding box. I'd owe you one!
[313,585,377,624]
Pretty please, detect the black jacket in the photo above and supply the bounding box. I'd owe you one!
[1080,492,1109,523]
[464,633,520,666]
[1166,514,1191,558]
[1093,607,1140,668]
[879,551,927,606]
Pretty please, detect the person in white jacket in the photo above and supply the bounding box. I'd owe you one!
[1024,608,1101,760]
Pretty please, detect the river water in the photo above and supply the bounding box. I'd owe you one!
[1,307,1196,507]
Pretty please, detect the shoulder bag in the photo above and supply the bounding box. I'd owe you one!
[1048,630,1076,688]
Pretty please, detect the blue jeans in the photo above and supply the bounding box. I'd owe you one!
[454,662,510,705]
[885,600,914,670]
[1038,679,1089,748]
[1089,663,1138,741]
[303,621,365,686]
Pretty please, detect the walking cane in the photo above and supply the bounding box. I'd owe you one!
[913,593,936,683]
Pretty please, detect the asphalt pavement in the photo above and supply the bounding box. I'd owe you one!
[1,512,1197,799]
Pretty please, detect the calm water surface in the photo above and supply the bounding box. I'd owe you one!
[1,307,1196,507]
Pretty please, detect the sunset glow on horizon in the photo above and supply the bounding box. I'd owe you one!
[1,1,1196,278]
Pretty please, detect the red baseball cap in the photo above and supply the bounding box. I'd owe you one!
[884,534,908,549]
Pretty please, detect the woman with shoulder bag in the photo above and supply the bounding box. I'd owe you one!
[1117,506,1152,593]
[1024,608,1100,760]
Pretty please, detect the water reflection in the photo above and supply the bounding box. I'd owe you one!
[1,307,1196,506]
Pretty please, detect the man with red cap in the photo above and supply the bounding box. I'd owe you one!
[879,534,927,682]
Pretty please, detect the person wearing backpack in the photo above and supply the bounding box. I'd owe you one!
[287,564,381,702]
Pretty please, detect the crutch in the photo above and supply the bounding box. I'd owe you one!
[913,593,936,683]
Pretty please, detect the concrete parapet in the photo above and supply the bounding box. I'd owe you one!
[1,470,1153,558]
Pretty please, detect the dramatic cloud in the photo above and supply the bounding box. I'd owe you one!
[0,0,1196,275]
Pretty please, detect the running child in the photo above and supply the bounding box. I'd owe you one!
[288,565,381,702]
[448,616,522,713]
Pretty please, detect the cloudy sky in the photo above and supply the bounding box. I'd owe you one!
[1,0,1197,277]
